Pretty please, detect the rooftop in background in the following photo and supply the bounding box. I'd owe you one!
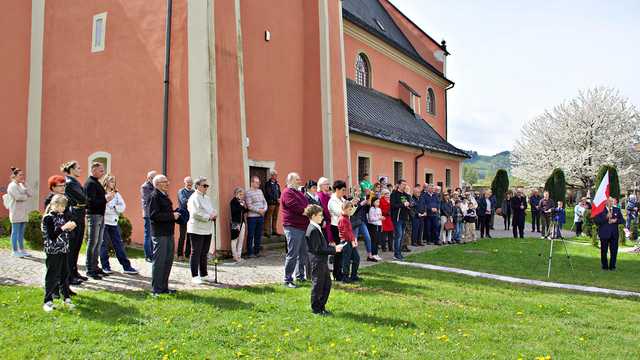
[347,79,469,158]
[342,0,450,82]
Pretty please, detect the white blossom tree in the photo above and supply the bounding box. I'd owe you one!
[511,86,640,190]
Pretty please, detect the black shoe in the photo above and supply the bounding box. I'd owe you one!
[321,310,332,316]
[351,276,362,282]
[69,278,83,286]
[602,267,609,270]
[96,269,110,276]
[341,278,352,284]
[68,290,77,297]
[52,293,60,300]
[87,273,102,280]
[76,274,88,281]
[165,289,177,294]
[416,242,425,246]
[609,267,616,271]
[402,246,411,252]
[145,257,153,263]
[487,235,492,239]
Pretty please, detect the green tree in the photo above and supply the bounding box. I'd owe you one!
[463,165,479,186]
[595,165,621,200]
[490,169,509,208]
[551,168,567,204]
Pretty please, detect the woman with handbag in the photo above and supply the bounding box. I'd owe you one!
[5,167,33,257]
[440,193,455,244]
[229,187,248,263]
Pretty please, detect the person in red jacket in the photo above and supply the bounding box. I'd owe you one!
[379,189,394,252]
[337,201,360,282]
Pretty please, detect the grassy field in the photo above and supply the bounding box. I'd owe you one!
[1,263,640,359]
[409,237,640,292]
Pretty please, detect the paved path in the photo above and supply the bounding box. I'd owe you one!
[393,261,640,298]
[0,243,438,292]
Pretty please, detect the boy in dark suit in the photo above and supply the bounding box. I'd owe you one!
[594,197,625,270]
[304,205,344,315]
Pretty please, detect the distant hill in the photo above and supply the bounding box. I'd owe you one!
[464,150,511,180]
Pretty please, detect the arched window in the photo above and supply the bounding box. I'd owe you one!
[88,151,111,175]
[426,88,436,115]
[355,53,371,87]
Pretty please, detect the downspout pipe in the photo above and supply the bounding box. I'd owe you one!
[444,82,454,140]
[161,0,174,175]
[414,148,425,186]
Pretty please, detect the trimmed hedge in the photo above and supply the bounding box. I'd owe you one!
[25,211,43,250]
[0,217,10,237]
[118,214,132,245]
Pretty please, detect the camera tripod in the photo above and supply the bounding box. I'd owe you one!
[543,220,575,278]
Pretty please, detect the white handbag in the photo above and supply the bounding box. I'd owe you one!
[2,193,14,210]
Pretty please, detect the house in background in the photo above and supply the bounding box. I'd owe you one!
[0,0,468,250]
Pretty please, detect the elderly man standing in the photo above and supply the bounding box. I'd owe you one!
[594,197,624,270]
[264,170,282,237]
[149,174,180,295]
[177,176,194,261]
[84,162,108,280]
[281,172,310,288]
[245,176,268,258]
[141,170,157,262]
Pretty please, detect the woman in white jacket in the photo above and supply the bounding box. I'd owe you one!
[99,175,138,274]
[5,167,32,257]
[187,177,217,284]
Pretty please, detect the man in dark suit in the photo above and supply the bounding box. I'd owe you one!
[510,188,527,238]
[529,190,541,232]
[594,197,625,270]
[149,174,180,295]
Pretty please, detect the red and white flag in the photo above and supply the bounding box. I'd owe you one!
[591,170,610,218]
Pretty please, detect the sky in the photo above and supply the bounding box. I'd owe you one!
[391,0,640,156]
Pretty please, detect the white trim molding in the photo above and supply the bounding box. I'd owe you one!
[339,9,352,187]
[188,0,219,250]
[88,151,112,174]
[248,159,276,174]
[91,12,107,53]
[319,0,333,181]
[234,0,249,189]
[26,0,46,211]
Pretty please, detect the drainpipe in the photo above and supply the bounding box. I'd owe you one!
[161,0,174,175]
[414,148,425,185]
[444,82,454,140]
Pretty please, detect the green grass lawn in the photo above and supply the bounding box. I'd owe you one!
[1,263,640,359]
[524,207,575,231]
[408,237,640,292]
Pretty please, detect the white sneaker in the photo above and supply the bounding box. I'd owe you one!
[374,255,383,261]
[64,298,75,310]
[43,301,55,312]
[191,276,203,285]
[20,250,31,257]
[102,268,113,275]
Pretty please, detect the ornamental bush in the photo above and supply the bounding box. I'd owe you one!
[24,211,43,250]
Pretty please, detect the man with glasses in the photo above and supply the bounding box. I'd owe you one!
[245,176,268,258]
[149,174,180,295]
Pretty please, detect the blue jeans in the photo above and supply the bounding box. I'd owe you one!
[10,222,26,253]
[455,222,464,242]
[393,219,405,259]
[85,214,105,274]
[340,241,360,279]
[352,222,372,254]
[283,227,307,283]
[143,217,152,259]
[246,216,264,256]
[100,224,133,271]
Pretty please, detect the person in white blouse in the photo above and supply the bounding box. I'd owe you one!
[328,180,350,281]
[187,177,217,284]
[4,167,33,257]
[99,175,138,275]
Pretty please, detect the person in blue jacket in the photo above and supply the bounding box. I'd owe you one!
[552,201,566,239]
[420,184,441,244]
[594,197,625,270]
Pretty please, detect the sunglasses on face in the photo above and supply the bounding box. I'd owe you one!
[201,184,210,188]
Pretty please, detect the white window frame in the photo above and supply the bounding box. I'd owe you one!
[88,151,111,175]
[92,12,108,53]
[393,159,404,185]
[357,152,373,183]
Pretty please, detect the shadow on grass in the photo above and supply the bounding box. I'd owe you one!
[176,291,255,311]
[338,311,417,328]
[76,294,143,325]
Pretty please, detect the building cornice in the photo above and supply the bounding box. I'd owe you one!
[350,133,466,161]
[344,20,451,88]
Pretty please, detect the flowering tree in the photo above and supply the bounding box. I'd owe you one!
[511,87,640,190]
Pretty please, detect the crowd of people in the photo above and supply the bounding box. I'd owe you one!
[3,165,640,314]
